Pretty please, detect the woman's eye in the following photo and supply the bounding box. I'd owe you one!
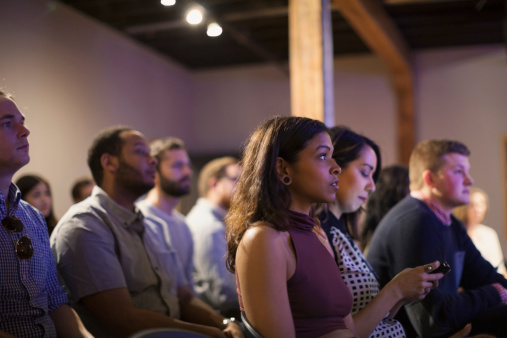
[319,154,327,160]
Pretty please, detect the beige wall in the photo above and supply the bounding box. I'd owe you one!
[2,0,194,217]
[3,1,507,255]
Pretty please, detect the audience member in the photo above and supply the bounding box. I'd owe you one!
[360,164,409,252]
[16,174,58,236]
[453,187,507,277]
[186,156,241,318]
[226,116,359,337]
[71,177,95,203]
[319,126,443,337]
[136,137,195,291]
[0,90,91,337]
[367,139,507,336]
[51,126,243,337]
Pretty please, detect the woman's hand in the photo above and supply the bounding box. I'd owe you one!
[223,322,245,338]
[389,260,445,302]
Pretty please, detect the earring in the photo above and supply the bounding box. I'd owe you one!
[282,176,292,185]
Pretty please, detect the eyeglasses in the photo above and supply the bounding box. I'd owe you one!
[1,215,34,260]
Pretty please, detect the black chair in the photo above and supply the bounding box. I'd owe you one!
[128,328,209,338]
[241,311,263,338]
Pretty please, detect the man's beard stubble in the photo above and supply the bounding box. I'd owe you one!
[115,159,154,198]
[159,174,191,198]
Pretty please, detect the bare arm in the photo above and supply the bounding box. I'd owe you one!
[49,304,93,338]
[237,226,296,337]
[178,285,243,338]
[352,261,444,338]
[81,287,226,337]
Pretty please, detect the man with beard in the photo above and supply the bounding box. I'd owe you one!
[136,137,195,291]
[51,127,243,338]
[186,157,241,318]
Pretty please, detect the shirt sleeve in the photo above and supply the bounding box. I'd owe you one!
[51,213,127,302]
[392,212,505,332]
[202,229,237,309]
[36,213,69,313]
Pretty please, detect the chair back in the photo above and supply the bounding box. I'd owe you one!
[241,311,263,338]
[128,328,209,338]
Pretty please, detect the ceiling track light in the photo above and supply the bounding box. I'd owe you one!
[186,8,203,25]
[207,22,222,37]
[160,0,176,6]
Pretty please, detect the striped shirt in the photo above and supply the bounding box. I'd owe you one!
[0,183,68,337]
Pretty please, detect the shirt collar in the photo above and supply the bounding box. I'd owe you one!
[411,191,452,226]
[0,183,22,218]
[92,186,144,232]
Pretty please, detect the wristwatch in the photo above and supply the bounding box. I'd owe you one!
[221,317,236,330]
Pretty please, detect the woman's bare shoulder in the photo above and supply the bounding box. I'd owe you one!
[240,223,287,250]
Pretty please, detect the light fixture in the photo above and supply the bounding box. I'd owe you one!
[160,0,176,6]
[207,22,222,37]
[186,8,203,25]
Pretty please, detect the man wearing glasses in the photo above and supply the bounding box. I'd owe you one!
[186,157,241,318]
[51,127,243,338]
[0,91,91,337]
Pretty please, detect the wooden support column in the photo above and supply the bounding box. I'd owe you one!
[289,0,334,125]
[333,0,415,164]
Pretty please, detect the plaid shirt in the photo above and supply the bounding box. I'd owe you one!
[0,183,68,337]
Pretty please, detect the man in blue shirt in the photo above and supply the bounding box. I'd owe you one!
[0,90,91,337]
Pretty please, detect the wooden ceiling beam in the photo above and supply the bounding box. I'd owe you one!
[333,0,415,164]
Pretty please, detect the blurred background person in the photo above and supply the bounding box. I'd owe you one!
[71,177,95,203]
[16,174,58,236]
[186,156,241,318]
[360,165,409,253]
[453,187,507,278]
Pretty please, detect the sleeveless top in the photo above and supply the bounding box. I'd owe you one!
[319,211,406,338]
[237,211,353,338]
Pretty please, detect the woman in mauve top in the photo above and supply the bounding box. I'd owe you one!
[225,116,357,337]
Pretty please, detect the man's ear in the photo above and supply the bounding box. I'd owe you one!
[209,177,219,190]
[422,169,435,188]
[101,153,119,173]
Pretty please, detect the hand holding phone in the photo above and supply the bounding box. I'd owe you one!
[429,261,451,274]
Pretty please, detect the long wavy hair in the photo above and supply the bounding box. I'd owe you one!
[360,165,409,250]
[325,126,381,240]
[225,116,329,273]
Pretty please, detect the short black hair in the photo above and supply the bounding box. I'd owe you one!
[87,126,133,187]
[71,177,94,202]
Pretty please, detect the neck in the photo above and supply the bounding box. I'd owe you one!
[327,201,342,220]
[206,192,226,210]
[413,189,453,216]
[100,182,138,211]
[146,187,180,215]
[0,173,13,202]
[466,221,480,231]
